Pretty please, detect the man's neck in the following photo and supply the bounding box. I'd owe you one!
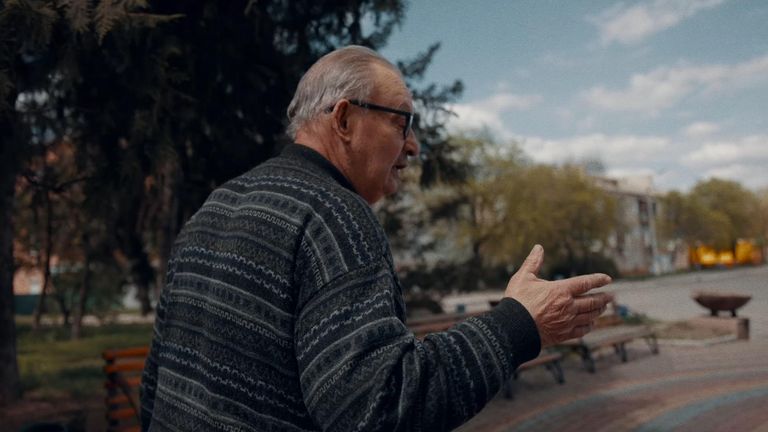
[295,130,354,187]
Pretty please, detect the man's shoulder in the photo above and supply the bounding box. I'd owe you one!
[257,157,389,263]
[221,156,366,216]
[217,156,384,241]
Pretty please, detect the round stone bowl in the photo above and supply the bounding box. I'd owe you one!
[692,291,752,317]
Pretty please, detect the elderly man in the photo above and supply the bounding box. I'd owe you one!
[141,45,612,431]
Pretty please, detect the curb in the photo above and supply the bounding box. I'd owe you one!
[656,334,739,347]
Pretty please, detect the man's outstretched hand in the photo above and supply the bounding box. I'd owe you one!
[504,244,614,347]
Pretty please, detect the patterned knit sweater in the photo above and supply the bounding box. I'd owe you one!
[140,143,541,432]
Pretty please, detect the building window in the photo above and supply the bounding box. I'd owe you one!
[638,199,649,226]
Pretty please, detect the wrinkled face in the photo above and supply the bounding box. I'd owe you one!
[348,65,420,204]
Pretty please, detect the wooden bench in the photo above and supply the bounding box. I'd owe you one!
[102,346,149,432]
[557,313,659,373]
[502,350,564,399]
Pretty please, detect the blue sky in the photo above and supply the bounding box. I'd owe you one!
[380,0,768,191]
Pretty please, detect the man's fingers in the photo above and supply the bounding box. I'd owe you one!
[520,244,544,275]
[559,273,612,296]
[573,293,613,314]
[570,325,592,339]
[572,308,605,327]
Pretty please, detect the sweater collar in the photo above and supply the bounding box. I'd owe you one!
[280,143,358,194]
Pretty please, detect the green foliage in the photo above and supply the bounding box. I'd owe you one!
[0,0,57,53]
[462,157,618,277]
[60,0,91,34]
[16,321,152,397]
[93,0,184,43]
[692,178,762,243]
[758,188,768,244]
[658,178,763,249]
[49,262,128,318]
[398,43,467,186]
[548,251,620,280]
[8,0,463,318]
[388,131,619,292]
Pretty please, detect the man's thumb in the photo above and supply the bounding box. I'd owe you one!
[521,244,544,275]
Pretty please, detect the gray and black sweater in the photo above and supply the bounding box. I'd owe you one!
[140,143,541,432]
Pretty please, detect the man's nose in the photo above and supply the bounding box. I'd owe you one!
[405,129,420,158]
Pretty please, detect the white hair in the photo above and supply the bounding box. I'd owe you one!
[286,45,400,139]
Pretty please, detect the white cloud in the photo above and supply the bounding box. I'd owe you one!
[520,134,670,166]
[482,93,542,111]
[590,0,726,46]
[448,105,507,135]
[447,92,542,135]
[536,53,578,69]
[682,135,768,166]
[583,54,768,114]
[683,121,720,138]
[678,135,768,189]
[605,166,658,179]
[445,89,768,191]
[701,164,768,189]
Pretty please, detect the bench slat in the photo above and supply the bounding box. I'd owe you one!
[518,352,562,371]
[103,346,149,361]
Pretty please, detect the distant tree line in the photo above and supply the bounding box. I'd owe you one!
[381,131,621,295]
[382,131,768,297]
[657,178,766,251]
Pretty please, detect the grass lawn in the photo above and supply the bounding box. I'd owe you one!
[16,319,154,400]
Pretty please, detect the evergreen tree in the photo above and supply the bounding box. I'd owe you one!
[0,0,183,404]
[1,0,463,404]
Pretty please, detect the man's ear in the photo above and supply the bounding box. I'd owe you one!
[331,100,354,143]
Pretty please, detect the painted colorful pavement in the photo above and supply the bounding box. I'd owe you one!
[458,339,768,432]
[459,265,768,432]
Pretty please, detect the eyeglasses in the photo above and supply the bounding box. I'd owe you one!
[327,99,418,139]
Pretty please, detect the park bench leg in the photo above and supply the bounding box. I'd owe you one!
[577,346,596,373]
[503,371,519,399]
[645,335,659,354]
[614,343,628,362]
[545,360,565,384]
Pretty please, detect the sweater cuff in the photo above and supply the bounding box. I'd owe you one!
[488,297,541,367]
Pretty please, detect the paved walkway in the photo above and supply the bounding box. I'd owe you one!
[458,265,768,432]
[609,264,768,338]
[458,338,768,431]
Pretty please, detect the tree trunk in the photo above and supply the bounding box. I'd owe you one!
[153,163,180,299]
[32,190,54,329]
[124,235,154,315]
[71,232,92,340]
[115,179,155,315]
[0,103,22,406]
[55,291,70,327]
[0,158,21,406]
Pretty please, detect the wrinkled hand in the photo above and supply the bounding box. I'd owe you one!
[504,244,614,347]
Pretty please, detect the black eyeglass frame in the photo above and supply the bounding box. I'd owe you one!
[326,99,418,139]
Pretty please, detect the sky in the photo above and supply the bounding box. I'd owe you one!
[379,0,768,192]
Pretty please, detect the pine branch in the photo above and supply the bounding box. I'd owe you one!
[125,12,185,31]
[58,0,91,33]
[94,0,183,44]
[94,0,123,43]
[2,0,57,51]
[244,0,258,16]
[21,170,94,193]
